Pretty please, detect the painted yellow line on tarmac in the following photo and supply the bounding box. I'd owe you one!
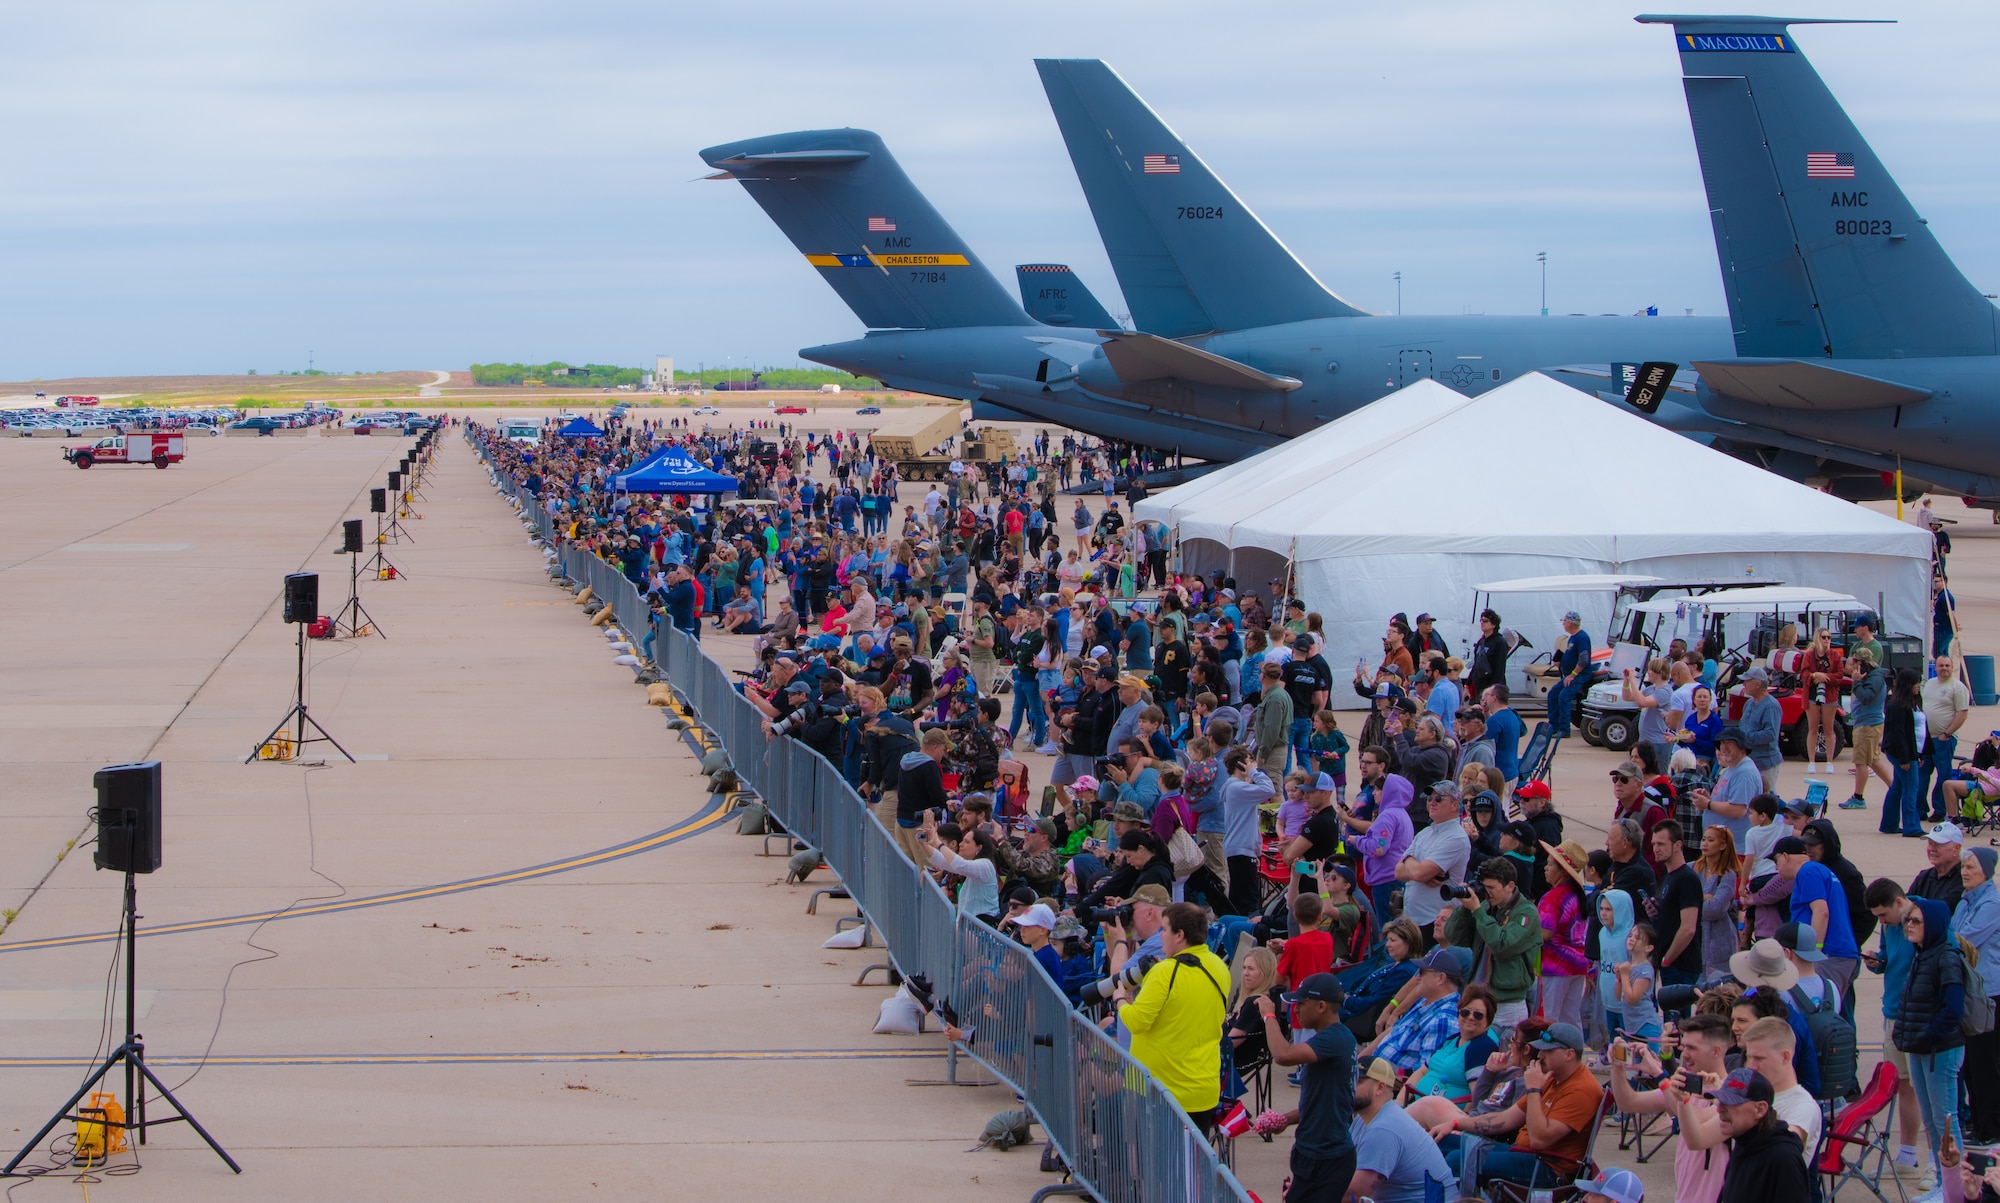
[0,800,737,956]
[0,1049,938,1069]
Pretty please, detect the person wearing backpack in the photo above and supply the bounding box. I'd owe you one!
[1894,897,1967,1181]
[1774,920,1859,1100]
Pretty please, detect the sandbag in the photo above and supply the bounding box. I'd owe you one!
[589,607,615,627]
[708,770,738,793]
[699,749,731,776]
[572,586,593,605]
[736,801,767,834]
[974,1109,1033,1151]
[822,926,868,949]
[646,682,673,706]
[786,847,822,881]
[873,988,925,1035]
[612,654,639,666]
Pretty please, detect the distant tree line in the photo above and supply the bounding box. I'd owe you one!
[472,362,645,388]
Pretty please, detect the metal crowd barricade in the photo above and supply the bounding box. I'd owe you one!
[470,428,1251,1203]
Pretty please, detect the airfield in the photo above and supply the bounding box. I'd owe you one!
[0,402,1993,1201]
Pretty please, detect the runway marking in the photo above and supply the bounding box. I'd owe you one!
[0,1048,937,1069]
[0,797,738,956]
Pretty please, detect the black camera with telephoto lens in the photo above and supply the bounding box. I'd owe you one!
[1073,901,1134,932]
[1078,953,1158,1007]
[1439,880,1486,903]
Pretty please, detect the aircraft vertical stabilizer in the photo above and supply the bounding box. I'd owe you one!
[1014,264,1119,330]
[1036,59,1367,338]
[699,130,1034,331]
[1643,16,1997,358]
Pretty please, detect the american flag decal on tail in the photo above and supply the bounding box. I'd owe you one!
[1142,154,1180,174]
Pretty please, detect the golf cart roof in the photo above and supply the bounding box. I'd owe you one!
[1627,585,1860,617]
[721,498,779,508]
[1474,574,1666,594]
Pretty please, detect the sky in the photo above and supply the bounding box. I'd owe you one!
[4,0,1995,379]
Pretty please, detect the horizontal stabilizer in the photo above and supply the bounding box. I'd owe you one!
[1693,357,1933,410]
[699,129,1033,331]
[1096,331,1301,392]
[1016,265,1119,330]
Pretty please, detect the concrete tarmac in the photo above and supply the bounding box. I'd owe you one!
[0,428,1041,1200]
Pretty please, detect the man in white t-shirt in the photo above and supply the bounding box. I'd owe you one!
[1741,1016,1820,1158]
[1397,785,1473,931]
[1919,656,1971,823]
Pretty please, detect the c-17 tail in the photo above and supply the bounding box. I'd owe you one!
[1641,15,1996,359]
[699,129,1033,331]
[1035,58,1367,338]
[1015,264,1119,330]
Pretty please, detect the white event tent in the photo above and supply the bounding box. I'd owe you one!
[1135,374,1933,707]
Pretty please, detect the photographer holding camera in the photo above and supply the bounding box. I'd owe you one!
[1442,857,1543,1034]
[1110,901,1233,1131]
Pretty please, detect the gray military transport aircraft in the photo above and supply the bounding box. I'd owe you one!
[700,74,1735,463]
[1631,16,2000,503]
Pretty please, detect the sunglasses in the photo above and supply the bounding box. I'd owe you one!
[1608,773,1635,782]
[1458,1008,1489,1021]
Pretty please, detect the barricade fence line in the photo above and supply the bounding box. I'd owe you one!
[465,427,1252,1203]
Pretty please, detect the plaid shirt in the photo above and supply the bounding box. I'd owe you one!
[1375,991,1460,1072]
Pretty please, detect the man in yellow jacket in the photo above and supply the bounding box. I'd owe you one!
[1113,901,1232,1130]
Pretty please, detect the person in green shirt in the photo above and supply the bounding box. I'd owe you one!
[1849,617,1884,674]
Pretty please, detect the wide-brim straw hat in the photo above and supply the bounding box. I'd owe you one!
[1539,839,1590,888]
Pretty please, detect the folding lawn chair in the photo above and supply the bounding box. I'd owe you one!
[1817,1061,1908,1203]
[1482,1088,1612,1203]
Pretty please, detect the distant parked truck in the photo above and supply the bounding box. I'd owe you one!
[65,431,184,469]
[54,395,101,407]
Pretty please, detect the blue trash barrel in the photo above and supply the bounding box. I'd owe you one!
[1965,654,1998,707]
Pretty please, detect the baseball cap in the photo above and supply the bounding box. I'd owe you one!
[1314,772,1338,792]
[1928,821,1966,844]
[1529,1022,1586,1052]
[1282,972,1344,1006]
[1609,761,1642,781]
[1072,774,1101,793]
[1514,780,1551,801]
[1419,947,1469,981]
[1293,633,1315,651]
[785,680,811,695]
[1502,820,1539,848]
[1117,674,1149,690]
[1372,681,1404,700]
[1561,610,1581,623]
[1415,612,1434,623]
[1572,1168,1645,1203]
[1109,800,1149,823]
[1743,666,1770,683]
[1712,1066,1776,1106]
[1089,645,1109,659]
[1130,884,1172,908]
[1772,836,1810,856]
[1775,920,1827,962]
[1355,1055,1397,1088]
[1006,903,1057,932]
[1029,817,1058,841]
[1780,798,1817,819]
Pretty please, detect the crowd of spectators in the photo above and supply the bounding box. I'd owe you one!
[474,414,2000,1203]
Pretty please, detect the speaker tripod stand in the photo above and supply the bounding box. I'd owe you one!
[3,870,239,1177]
[246,622,353,763]
[365,514,406,579]
[385,496,415,543]
[334,549,383,638]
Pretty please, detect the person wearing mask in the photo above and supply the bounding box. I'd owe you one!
[1879,667,1927,837]
[1445,857,1544,1032]
[1110,902,1233,1132]
[1959,846,2000,1144]
[1252,972,1364,1203]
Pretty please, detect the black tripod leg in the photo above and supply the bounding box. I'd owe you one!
[133,1059,240,1173]
[298,709,356,762]
[245,707,302,764]
[3,1050,123,1175]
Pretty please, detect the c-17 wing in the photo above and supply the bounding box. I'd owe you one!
[1692,358,1934,411]
[1094,331,1301,392]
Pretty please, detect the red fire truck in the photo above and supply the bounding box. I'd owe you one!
[64,431,186,469]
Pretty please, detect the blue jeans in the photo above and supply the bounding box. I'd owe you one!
[1919,735,1958,819]
[1371,882,1400,935]
[1008,668,1047,745]
[1882,759,1921,834]
[1546,677,1581,736]
[1907,1046,1963,1167]
[1442,1137,1559,1191]
[1289,717,1314,777]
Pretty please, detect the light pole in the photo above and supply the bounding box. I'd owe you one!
[1537,252,1548,316]
[1392,271,1402,316]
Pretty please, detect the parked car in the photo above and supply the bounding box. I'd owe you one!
[775,405,808,415]
[855,405,882,415]
[692,405,720,416]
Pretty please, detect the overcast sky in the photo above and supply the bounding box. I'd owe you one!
[4,0,1994,378]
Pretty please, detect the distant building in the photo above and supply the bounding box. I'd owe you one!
[655,356,673,392]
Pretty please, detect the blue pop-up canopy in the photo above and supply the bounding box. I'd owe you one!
[557,416,605,438]
[614,446,739,495]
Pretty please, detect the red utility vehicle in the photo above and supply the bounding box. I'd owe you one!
[65,431,185,469]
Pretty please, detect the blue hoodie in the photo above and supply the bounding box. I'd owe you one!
[1875,903,1916,1020]
[1596,889,1636,1007]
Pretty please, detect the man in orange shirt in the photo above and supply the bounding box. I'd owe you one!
[1438,1021,1604,1191]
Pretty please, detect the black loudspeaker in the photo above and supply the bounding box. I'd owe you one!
[388,471,401,492]
[341,519,364,554]
[94,761,162,874]
[370,488,387,514]
[400,457,411,473]
[283,572,319,623]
